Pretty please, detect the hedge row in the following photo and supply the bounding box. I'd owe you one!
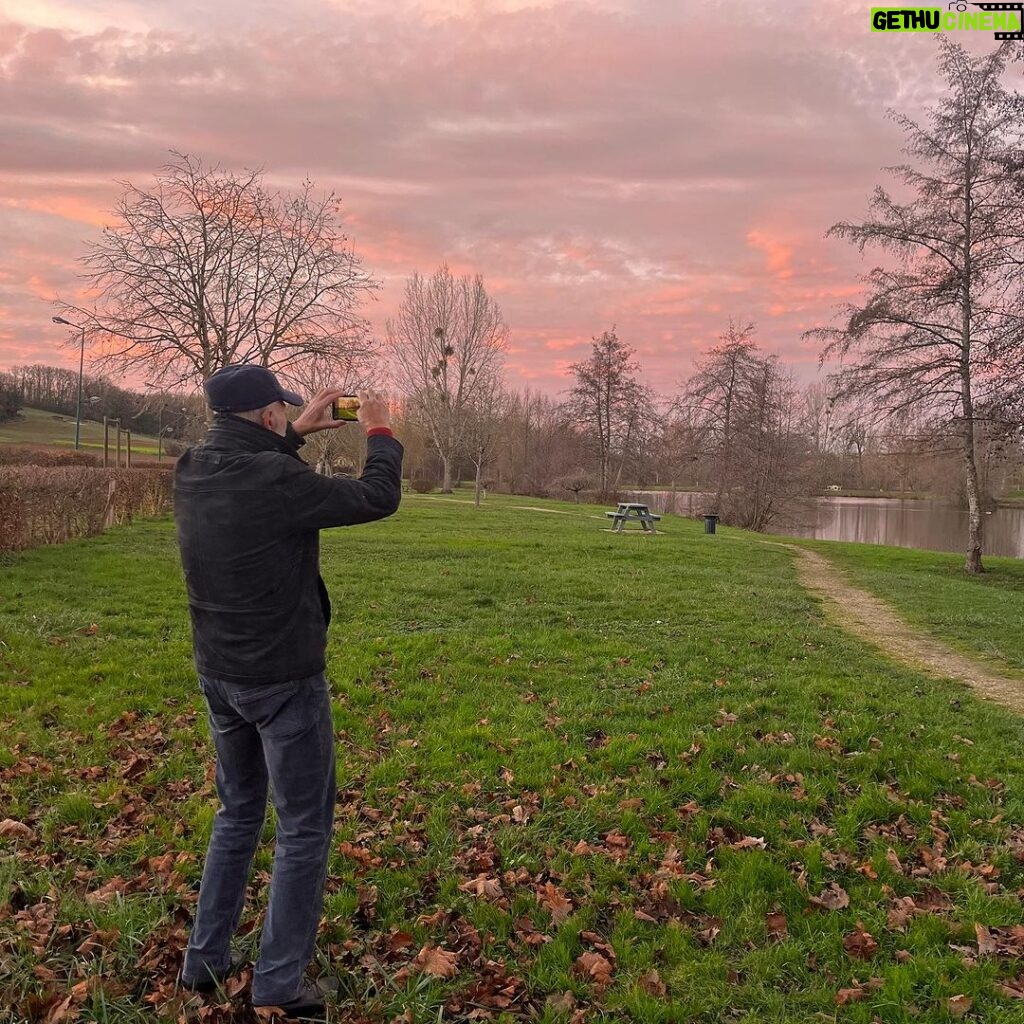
[0,445,101,467]
[0,466,174,552]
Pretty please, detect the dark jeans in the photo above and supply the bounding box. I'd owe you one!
[183,672,336,1006]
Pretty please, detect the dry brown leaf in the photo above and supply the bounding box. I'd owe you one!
[458,875,503,901]
[835,977,884,1005]
[766,911,788,942]
[85,876,130,904]
[537,881,573,925]
[808,882,850,911]
[546,990,576,1012]
[976,923,998,956]
[996,976,1024,998]
[843,922,879,960]
[639,968,666,997]
[413,944,459,979]
[946,994,972,1017]
[731,835,767,851]
[0,818,33,840]
[573,951,614,988]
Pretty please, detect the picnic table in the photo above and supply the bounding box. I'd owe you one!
[605,502,661,534]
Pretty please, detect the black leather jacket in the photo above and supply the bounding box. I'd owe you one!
[173,414,403,685]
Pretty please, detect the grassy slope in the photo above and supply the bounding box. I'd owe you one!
[0,406,165,455]
[2,495,1024,1022]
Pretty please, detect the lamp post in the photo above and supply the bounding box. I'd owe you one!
[52,316,86,450]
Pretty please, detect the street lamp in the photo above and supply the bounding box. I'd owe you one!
[52,316,86,450]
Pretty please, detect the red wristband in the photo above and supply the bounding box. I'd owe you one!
[366,427,394,438]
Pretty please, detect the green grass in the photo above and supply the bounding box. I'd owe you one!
[802,540,1024,676]
[3,494,1024,1022]
[0,406,165,455]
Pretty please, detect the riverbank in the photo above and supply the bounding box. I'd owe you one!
[3,496,1024,1022]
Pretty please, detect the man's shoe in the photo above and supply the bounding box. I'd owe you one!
[179,952,245,994]
[254,978,337,1021]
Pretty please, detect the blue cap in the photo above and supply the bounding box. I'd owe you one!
[204,364,304,413]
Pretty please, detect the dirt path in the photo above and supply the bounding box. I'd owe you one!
[789,545,1024,714]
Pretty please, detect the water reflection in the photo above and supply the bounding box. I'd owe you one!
[777,498,1024,559]
[624,491,1024,559]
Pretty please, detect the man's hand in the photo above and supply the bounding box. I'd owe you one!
[292,388,391,437]
[356,390,391,432]
[292,387,348,437]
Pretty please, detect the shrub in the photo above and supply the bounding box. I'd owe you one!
[557,470,593,504]
[410,477,435,494]
[0,445,100,467]
[0,466,174,552]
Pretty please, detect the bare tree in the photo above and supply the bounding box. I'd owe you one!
[809,40,1024,573]
[687,320,761,514]
[55,152,378,389]
[557,469,593,504]
[496,389,583,496]
[568,329,650,496]
[463,383,510,508]
[686,326,813,530]
[388,264,507,492]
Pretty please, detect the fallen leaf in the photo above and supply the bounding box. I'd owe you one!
[573,951,614,988]
[766,911,788,942]
[413,944,459,979]
[835,977,884,1005]
[976,923,998,956]
[808,882,850,911]
[0,819,33,841]
[843,922,879,960]
[537,881,573,925]
[947,995,972,1017]
[546,991,576,1012]
[639,968,666,997]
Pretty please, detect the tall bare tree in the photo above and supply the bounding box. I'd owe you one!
[55,152,378,389]
[687,320,761,514]
[463,382,511,508]
[810,40,1024,573]
[388,264,507,492]
[568,329,650,495]
[686,325,812,530]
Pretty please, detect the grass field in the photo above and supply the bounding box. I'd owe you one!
[0,407,167,456]
[3,494,1024,1022]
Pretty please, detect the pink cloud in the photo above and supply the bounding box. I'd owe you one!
[0,0,963,395]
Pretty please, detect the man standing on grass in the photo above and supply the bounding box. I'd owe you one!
[173,365,402,1020]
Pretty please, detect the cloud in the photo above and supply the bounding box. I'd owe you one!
[0,0,990,395]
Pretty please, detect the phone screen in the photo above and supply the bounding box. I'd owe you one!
[331,396,360,421]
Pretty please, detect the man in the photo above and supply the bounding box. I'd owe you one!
[173,364,403,1019]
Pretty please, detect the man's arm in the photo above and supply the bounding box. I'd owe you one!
[282,388,404,530]
[279,434,403,530]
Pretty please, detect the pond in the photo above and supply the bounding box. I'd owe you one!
[776,497,1024,559]
[623,491,1024,559]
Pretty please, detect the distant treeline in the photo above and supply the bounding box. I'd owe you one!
[0,364,197,438]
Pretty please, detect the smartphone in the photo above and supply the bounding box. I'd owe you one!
[331,395,360,421]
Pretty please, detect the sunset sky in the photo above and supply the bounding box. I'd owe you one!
[0,0,1016,397]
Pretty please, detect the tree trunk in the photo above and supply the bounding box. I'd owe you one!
[961,402,984,574]
[442,455,452,493]
[474,462,482,508]
[960,179,982,575]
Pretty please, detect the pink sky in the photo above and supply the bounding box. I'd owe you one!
[0,0,1015,397]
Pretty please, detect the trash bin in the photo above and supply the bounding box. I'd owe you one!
[703,514,719,535]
